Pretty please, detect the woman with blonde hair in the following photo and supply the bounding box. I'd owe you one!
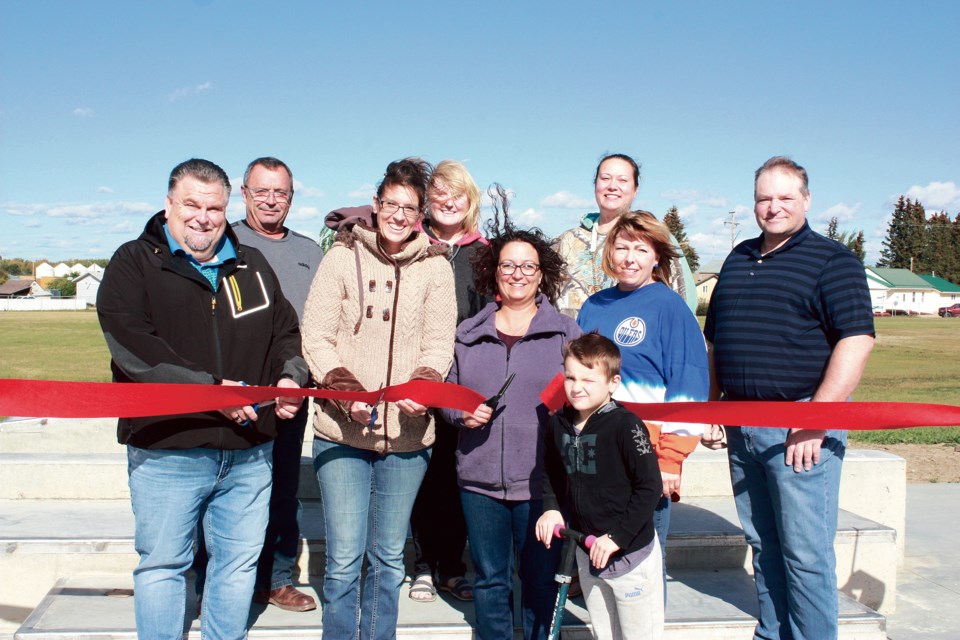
[575,210,709,603]
[408,160,489,603]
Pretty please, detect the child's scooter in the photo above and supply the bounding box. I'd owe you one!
[548,524,596,640]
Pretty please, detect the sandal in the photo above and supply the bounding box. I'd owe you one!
[438,576,474,602]
[408,574,437,603]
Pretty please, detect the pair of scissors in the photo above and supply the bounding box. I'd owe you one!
[484,372,516,411]
[237,381,274,426]
[368,384,386,428]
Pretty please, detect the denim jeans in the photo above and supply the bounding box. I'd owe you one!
[460,491,560,640]
[652,495,670,604]
[726,426,846,640]
[313,437,429,640]
[127,442,273,640]
[257,403,309,590]
[410,415,468,580]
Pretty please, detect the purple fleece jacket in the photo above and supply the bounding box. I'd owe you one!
[441,295,582,501]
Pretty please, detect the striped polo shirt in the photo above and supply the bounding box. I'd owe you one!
[704,222,874,401]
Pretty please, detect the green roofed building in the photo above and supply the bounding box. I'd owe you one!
[865,267,939,315]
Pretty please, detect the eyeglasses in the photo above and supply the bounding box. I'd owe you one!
[378,199,421,220]
[498,262,540,276]
[245,186,292,202]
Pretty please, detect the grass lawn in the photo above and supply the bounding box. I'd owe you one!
[0,312,958,443]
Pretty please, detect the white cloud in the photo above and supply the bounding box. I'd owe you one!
[348,184,376,200]
[701,196,730,208]
[287,206,321,221]
[540,190,592,209]
[46,201,154,222]
[904,181,960,211]
[168,81,213,102]
[293,179,324,198]
[72,107,94,118]
[660,188,699,202]
[97,186,114,193]
[3,203,45,217]
[109,220,137,234]
[813,202,860,224]
[23,219,42,228]
[516,208,543,224]
[678,204,698,219]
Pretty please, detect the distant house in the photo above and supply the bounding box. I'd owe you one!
[694,272,718,306]
[916,274,960,308]
[70,262,87,275]
[87,264,105,277]
[0,278,48,298]
[865,267,939,315]
[35,262,55,279]
[53,262,72,277]
[73,272,102,307]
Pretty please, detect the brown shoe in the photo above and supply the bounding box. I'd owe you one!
[253,585,317,612]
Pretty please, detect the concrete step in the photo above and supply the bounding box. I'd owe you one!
[13,571,886,639]
[0,494,897,625]
[0,444,908,561]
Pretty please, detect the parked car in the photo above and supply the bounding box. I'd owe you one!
[939,303,960,317]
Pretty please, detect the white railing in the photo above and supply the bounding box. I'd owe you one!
[0,298,89,311]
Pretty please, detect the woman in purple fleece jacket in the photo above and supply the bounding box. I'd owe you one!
[441,188,582,640]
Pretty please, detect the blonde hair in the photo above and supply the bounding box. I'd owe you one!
[601,210,678,285]
[428,160,482,233]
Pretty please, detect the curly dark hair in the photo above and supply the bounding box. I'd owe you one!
[472,184,566,305]
[376,157,434,212]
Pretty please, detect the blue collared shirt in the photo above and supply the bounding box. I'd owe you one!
[163,224,236,290]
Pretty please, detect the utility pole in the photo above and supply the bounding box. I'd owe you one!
[724,210,741,251]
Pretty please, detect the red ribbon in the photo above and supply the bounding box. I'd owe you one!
[1,376,958,429]
[538,373,960,430]
[0,378,485,419]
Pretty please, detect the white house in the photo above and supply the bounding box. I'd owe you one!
[865,267,940,315]
[87,264,105,277]
[53,262,72,277]
[917,274,960,308]
[35,262,55,278]
[72,272,102,307]
[70,262,87,275]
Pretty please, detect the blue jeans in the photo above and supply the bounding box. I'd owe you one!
[127,443,273,640]
[726,426,846,640]
[460,491,560,640]
[313,437,429,640]
[653,495,670,603]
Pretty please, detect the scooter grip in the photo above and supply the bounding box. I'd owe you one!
[584,535,597,549]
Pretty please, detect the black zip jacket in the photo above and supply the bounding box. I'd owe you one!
[97,211,307,450]
[542,401,662,552]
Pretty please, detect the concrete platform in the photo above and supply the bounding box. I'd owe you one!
[13,570,886,639]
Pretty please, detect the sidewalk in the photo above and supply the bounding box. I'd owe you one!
[885,483,960,639]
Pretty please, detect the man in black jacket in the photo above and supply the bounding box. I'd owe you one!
[97,158,308,640]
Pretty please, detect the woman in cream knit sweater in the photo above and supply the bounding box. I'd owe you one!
[302,157,456,640]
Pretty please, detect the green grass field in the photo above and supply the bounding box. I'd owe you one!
[1,311,958,442]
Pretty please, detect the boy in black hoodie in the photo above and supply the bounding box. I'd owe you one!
[536,333,664,639]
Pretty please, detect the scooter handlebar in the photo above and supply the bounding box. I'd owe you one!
[552,524,596,549]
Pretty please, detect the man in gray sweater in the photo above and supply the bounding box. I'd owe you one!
[195,157,324,612]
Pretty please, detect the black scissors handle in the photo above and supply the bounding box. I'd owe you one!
[368,384,386,428]
[484,372,516,410]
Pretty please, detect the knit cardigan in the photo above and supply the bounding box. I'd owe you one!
[302,224,456,454]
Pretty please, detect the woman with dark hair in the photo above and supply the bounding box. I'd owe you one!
[576,211,709,603]
[301,157,457,639]
[408,160,488,603]
[555,153,698,317]
[440,187,581,640]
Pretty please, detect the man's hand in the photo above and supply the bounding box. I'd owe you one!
[700,424,726,449]
[661,471,681,499]
[784,428,826,472]
[589,534,621,570]
[218,379,258,425]
[463,404,493,429]
[535,510,565,549]
[274,378,302,420]
[350,401,372,425]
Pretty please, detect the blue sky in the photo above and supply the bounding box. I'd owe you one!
[2,1,958,267]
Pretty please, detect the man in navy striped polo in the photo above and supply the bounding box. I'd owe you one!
[702,156,875,640]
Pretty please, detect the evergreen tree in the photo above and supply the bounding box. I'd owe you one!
[922,211,960,284]
[662,205,700,271]
[837,229,866,263]
[878,196,925,269]
[826,216,839,240]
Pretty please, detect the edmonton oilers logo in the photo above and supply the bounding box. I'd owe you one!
[614,317,646,347]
